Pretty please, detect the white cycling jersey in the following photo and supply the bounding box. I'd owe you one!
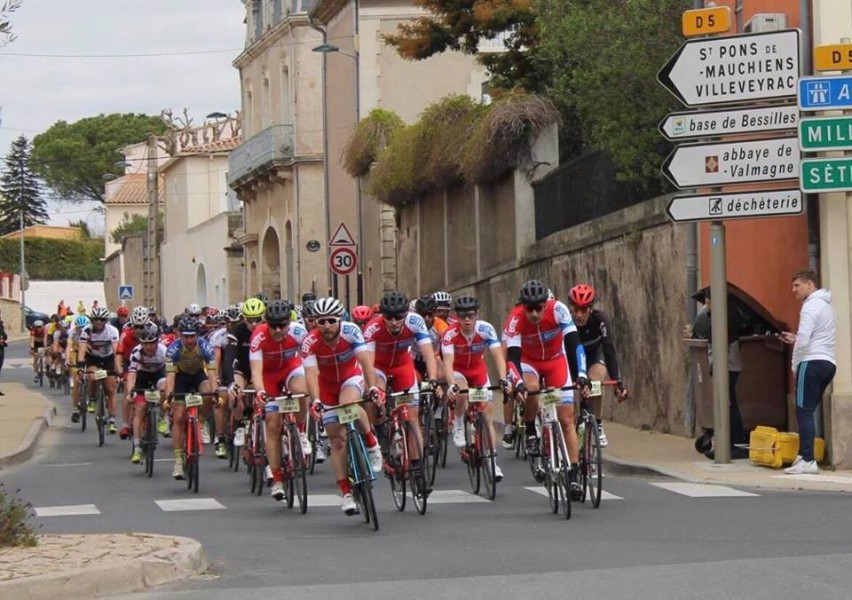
[80,324,119,358]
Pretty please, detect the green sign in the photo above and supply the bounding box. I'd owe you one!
[799,116,852,152]
[800,158,852,193]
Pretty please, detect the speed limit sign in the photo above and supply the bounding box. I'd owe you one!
[329,246,357,275]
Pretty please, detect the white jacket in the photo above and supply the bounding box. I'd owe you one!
[792,288,836,371]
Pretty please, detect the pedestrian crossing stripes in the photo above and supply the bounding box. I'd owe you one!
[154,498,226,512]
[524,486,624,501]
[650,482,759,498]
[35,504,101,517]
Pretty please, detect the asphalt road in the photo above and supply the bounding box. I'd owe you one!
[2,340,851,599]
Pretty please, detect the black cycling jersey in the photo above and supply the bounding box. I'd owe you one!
[224,321,252,379]
[576,309,620,380]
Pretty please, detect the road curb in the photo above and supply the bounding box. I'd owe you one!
[603,453,695,481]
[0,401,56,469]
[0,534,208,600]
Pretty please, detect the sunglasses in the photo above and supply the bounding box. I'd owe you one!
[317,317,339,326]
[523,304,545,314]
[245,318,262,324]
[456,311,476,320]
[268,322,289,330]
[92,318,107,323]
[384,314,405,322]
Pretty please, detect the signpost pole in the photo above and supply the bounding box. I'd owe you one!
[345,275,351,314]
[710,222,731,463]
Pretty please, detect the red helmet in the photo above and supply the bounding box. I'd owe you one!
[116,306,129,317]
[568,284,596,308]
[352,305,373,322]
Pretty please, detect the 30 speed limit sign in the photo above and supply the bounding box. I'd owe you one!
[329,246,357,275]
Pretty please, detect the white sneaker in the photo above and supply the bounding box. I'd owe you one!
[494,463,504,482]
[315,443,327,463]
[452,425,466,448]
[172,459,184,480]
[788,455,803,468]
[300,432,312,456]
[367,444,383,474]
[341,493,358,515]
[598,424,609,448]
[264,465,273,482]
[270,481,285,501]
[233,427,246,447]
[201,424,211,445]
[784,459,819,475]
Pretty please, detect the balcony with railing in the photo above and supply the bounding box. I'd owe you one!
[227,124,294,186]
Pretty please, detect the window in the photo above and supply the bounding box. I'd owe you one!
[253,0,263,39]
[280,68,291,124]
[263,76,271,128]
[273,0,283,22]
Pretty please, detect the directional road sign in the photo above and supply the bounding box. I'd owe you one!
[118,285,134,301]
[800,158,852,193]
[329,222,356,247]
[657,29,800,108]
[661,136,799,189]
[666,189,803,223]
[799,116,852,152]
[329,246,357,276]
[659,105,798,141]
[814,43,852,72]
[798,76,852,111]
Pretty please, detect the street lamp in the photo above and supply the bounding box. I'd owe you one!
[206,111,228,120]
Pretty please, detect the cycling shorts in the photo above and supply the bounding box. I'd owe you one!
[521,354,574,405]
[318,373,365,415]
[261,365,306,398]
[132,371,166,402]
[174,370,209,395]
[453,372,493,401]
[85,353,115,373]
[375,364,419,407]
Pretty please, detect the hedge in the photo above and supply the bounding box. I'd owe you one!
[0,237,104,280]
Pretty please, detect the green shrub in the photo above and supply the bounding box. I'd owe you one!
[0,237,104,280]
[0,484,39,547]
[342,109,405,178]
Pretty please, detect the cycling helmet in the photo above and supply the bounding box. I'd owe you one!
[379,291,409,316]
[519,279,549,306]
[301,292,317,304]
[116,306,129,318]
[568,284,596,308]
[265,299,293,323]
[352,305,373,322]
[225,305,242,322]
[148,306,157,315]
[242,297,266,319]
[63,315,74,325]
[414,295,437,314]
[33,319,44,327]
[137,322,159,343]
[74,315,90,329]
[254,292,269,303]
[130,305,149,326]
[313,297,344,318]
[432,291,452,307]
[547,288,556,301]
[90,306,110,320]
[178,317,199,336]
[301,300,316,319]
[453,294,480,312]
[185,303,203,317]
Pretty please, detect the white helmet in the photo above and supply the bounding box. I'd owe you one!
[186,303,203,317]
[90,306,110,320]
[33,319,44,327]
[313,297,344,318]
[130,305,149,326]
[432,291,452,307]
[408,299,418,312]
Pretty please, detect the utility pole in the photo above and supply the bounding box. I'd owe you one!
[145,134,160,309]
[18,155,25,333]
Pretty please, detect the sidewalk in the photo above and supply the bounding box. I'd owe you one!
[603,421,852,493]
[0,382,54,467]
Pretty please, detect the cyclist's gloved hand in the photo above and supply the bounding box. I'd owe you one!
[367,386,386,406]
[428,378,443,399]
[255,391,269,409]
[514,381,527,398]
[576,376,589,390]
[499,377,512,396]
[616,379,629,401]
[309,398,324,420]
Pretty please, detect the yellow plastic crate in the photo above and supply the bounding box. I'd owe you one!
[749,427,825,468]
[777,432,825,464]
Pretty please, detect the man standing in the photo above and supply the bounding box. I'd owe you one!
[780,270,836,475]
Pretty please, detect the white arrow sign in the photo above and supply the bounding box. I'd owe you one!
[661,136,799,189]
[659,105,798,141]
[667,189,803,223]
[657,29,800,108]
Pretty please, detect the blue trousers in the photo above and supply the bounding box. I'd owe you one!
[795,360,836,462]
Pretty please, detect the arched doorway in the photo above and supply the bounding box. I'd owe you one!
[261,227,281,299]
[196,263,207,305]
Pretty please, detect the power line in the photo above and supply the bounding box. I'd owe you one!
[0,48,242,58]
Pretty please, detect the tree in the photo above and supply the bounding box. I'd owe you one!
[383,0,542,92]
[31,113,167,204]
[0,0,22,47]
[109,211,162,244]
[68,219,93,239]
[0,135,48,235]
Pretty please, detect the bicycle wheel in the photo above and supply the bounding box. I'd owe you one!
[541,427,558,514]
[254,421,266,496]
[389,423,407,512]
[308,417,319,475]
[38,360,44,388]
[437,414,449,469]
[354,435,379,531]
[465,419,481,495]
[288,424,308,514]
[283,426,296,509]
[513,404,525,458]
[405,421,428,515]
[551,425,571,520]
[78,384,88,433]
[145,408,157,477]
[587,418,603,509]
[96,389,106,447]
[421,398,438,488]
[479,415,497,501]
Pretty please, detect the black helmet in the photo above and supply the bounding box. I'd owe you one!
[301,300,316,319]
[379,291,409,316]
[301,291,317,304]
[519,279,549,305]
[254,292,269,303]
[266,299,293,324]
[414,294,437,315]
[178,317,199,336]
[453,294,479,312]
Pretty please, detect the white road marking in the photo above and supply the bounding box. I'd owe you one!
[651,482,758,497]
[154,498,226,511]
[35,504,100,517]
[774,474,852,484]
[41,462,93,467]
[524,486,623,500]
[409,489,490,503]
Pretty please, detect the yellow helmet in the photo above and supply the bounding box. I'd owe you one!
[241,297,266,319]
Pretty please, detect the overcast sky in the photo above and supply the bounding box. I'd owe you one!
[0,0,246,231]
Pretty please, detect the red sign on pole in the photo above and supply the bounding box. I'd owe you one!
[329,246,357,276]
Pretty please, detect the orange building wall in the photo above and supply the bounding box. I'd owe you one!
[698,0,806,332]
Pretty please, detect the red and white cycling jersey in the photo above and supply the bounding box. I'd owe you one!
[442,320,500,385]
[249,322,308,372]
[363,313,431,370]
[503,300,576,362]
[301,322,366,385]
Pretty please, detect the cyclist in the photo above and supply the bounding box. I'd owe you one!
[432,291,452,322]
[125,322,167,465]
[301,297,383,515]
[67,315,89,423]
[567,284,628,447]
[351,305,373,331]
[51,317,70,384]
[29,319,47,383]
[443,294,507,481]
[504,279,588,498]
[110,306,130,330]
[249,299,311,500]
[116,306,152,439]
[77,306,121,434]
[163,317,218,480]
[300,300,317,332]
[44,315,63,383]
[412,295,446,381]
[223,298,265,447]
[364,291,441,467]
[185,303,204,319]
